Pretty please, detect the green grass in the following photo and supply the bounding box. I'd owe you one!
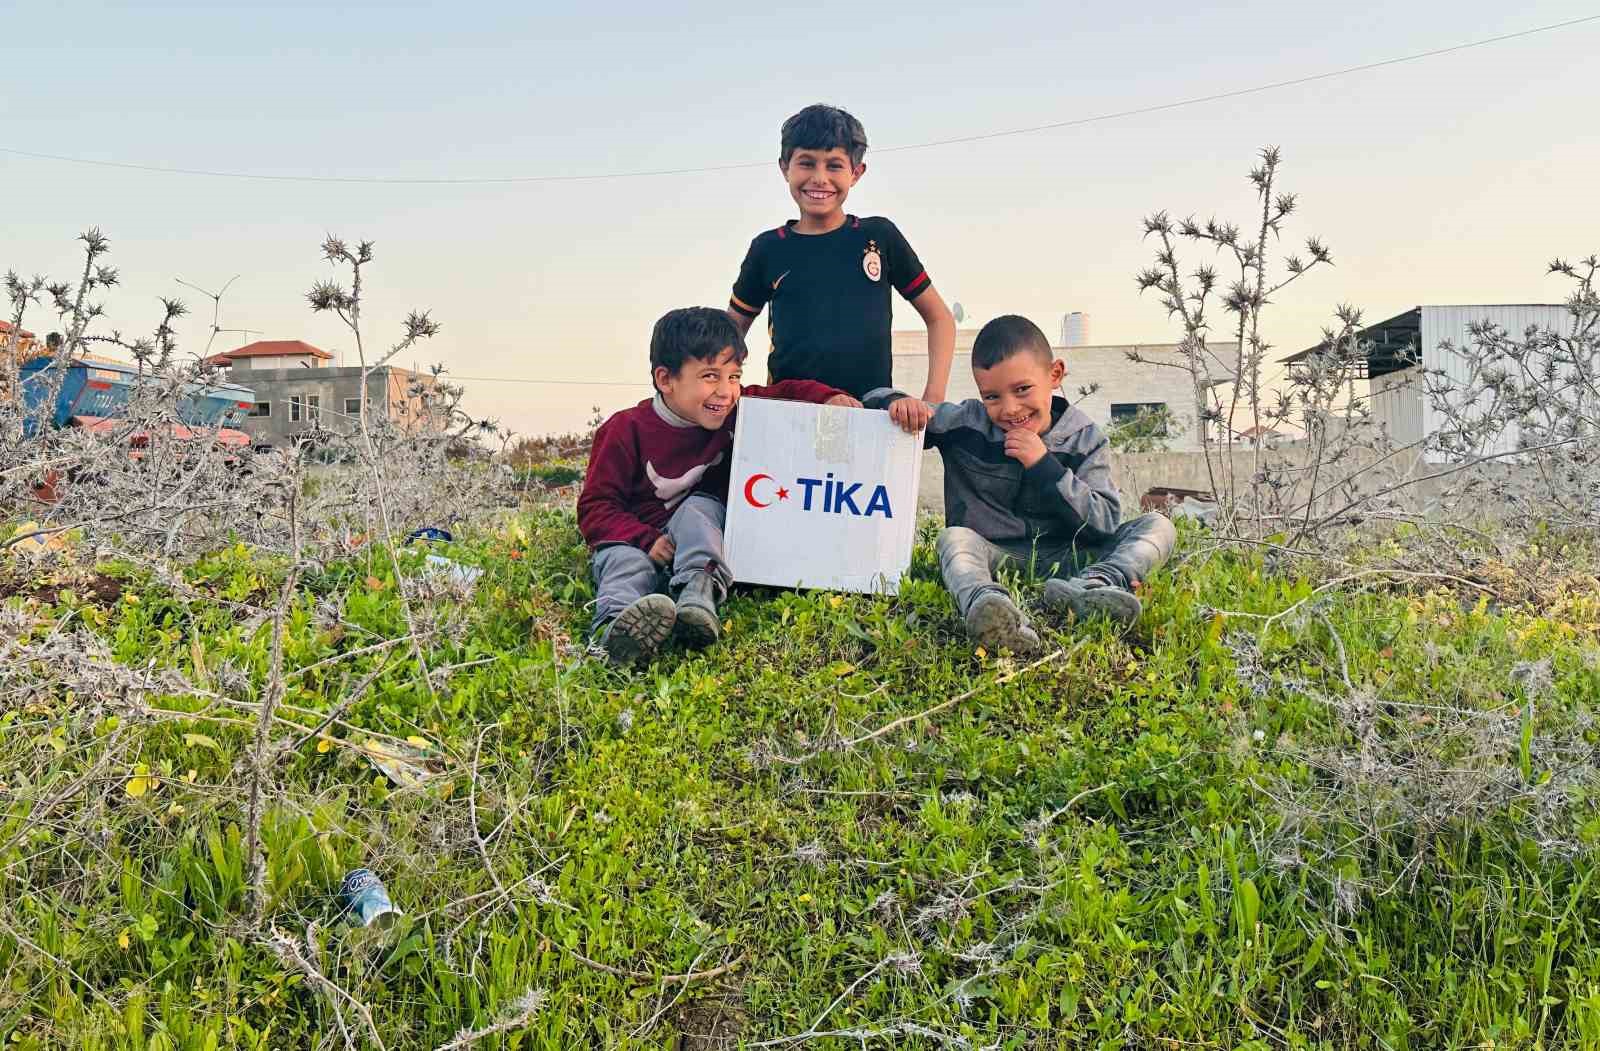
[2,511,1598,1049]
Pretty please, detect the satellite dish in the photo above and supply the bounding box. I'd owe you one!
[952,302,965,324]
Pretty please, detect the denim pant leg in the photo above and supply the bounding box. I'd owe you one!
[1053,512,1177,589]
[591,544,663,630]
[666,493,731,594]
[936,526,1011,620]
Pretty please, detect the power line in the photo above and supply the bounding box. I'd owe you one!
[870,13,1600,155]
[3,14,1595,186]
[448,375,650,388]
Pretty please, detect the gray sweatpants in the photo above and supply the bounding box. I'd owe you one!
[936,513,1177,619]
[590,493,731,630]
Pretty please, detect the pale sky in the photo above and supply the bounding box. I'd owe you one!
[5,1,1599,437]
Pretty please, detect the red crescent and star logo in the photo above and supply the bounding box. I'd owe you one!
[743,473,790,509]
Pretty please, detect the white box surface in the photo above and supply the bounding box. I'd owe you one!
[724,398,923,594]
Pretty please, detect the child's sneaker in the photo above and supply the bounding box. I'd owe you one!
[964,591,1040,655]
[1042,573,1142,627]
[673,567,722,649]
[598,594,677,665]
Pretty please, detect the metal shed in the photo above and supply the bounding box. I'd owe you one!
[1285,304,1572,461]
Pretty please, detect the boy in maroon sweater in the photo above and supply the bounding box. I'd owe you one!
[578,307,855,665]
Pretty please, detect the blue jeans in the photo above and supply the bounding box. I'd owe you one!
[936,513,1177,619]
[590,494,731,629]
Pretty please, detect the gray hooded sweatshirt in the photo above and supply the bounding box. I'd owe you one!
[864,389,1122,549]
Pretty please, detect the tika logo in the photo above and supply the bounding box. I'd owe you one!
[743,472,894,518]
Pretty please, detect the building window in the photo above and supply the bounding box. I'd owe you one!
[307,395,321,422]
[290,395,303,422]
[1110,402,1169,435]
[249,401,271,418]
[344,398,363,417]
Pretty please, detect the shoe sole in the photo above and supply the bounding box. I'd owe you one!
[605,594,677,665]
[1046,583,1142,627]
[966,595,1037,654]
[674,604,721,649]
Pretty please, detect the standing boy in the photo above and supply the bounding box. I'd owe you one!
[727,103,953,430]
[578,307,855,665]
[865,315,1177,654]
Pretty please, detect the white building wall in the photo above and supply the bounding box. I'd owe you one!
[891,331,1202,451]
[1420,304,1571,461]
[230,355,327,371]
[1370,366,1425,449]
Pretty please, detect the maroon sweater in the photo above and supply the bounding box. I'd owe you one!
[577,381,839,551]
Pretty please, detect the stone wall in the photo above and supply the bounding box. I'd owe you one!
[915,443,1427,517]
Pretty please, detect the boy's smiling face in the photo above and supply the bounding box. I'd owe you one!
[972,352,1066,435]
[655,345,744,430]
[780,147,864,229]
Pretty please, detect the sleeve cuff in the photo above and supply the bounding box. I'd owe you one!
[862,387,908,410]
[897,271,931,300]
[729,294,761,318]
[1024,454,1067,492]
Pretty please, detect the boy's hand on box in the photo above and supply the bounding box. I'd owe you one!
[1003,427,1048,468]
[824,393,863,408]
[647,534,676,566]
[888,397,932,434]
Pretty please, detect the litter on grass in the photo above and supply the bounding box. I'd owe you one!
[339,868,403,929]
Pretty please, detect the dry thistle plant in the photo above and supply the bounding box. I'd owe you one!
[1132,148,1438,545]
[1422,255,1600,531]
[1134,146,1334,528]
[1137,149,1598,564]
[1,228,541,1045]
[1259,639,1597,917]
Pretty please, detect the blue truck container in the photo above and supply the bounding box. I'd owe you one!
[19,358,255,436]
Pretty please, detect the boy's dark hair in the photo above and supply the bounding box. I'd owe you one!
[650,307,748,388]
[972,315,1053,371]
[780,104,869,167]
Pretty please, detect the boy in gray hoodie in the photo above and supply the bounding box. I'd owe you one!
[865,315,1175,654]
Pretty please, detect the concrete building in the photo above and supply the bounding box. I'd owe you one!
[207,339,441,447]
[1284,304,1569,462]
[891,328,1203,451]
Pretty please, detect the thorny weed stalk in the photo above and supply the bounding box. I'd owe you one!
[308,235,450,702]
[1248,618,1598,920]
[1137,147,1600,552]
[1132,148,1415,543]
[1424,255,1600,530]
[1134,146,1333,528]
[1,228,535,1045]
[4,222,1598,1045]
[1269,256,1600,547]
[3,230,506,562]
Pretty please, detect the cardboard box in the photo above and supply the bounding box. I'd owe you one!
[724,398,923,594]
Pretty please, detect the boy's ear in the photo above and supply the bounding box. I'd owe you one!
[1049,359,1067,385]
[852,162,867,183]
[652,365,674,391]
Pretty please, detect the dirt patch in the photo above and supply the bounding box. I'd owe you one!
[672,992,748,1051]
[0,571,124,607]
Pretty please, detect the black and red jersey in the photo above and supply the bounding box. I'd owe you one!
[729,215,931,399]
